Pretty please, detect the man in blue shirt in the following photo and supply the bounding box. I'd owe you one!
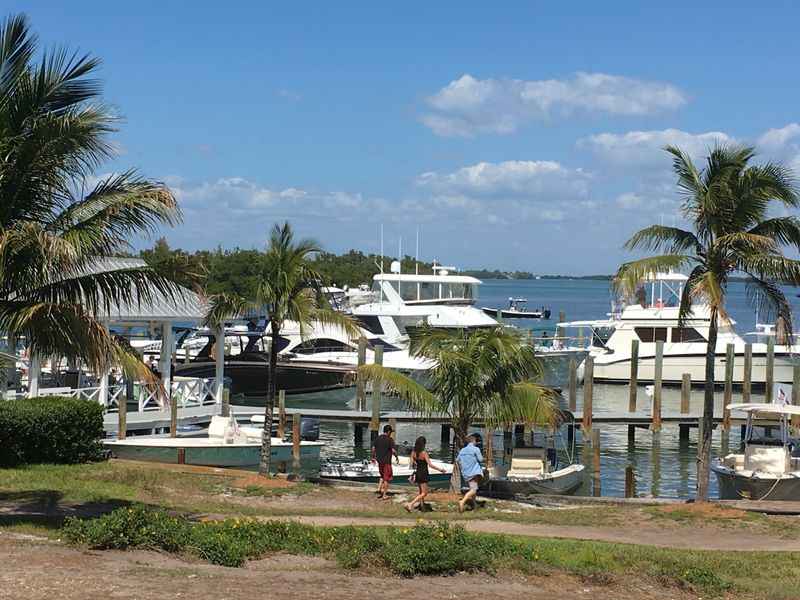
[456,434,484,512]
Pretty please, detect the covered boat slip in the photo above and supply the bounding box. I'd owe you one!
[713,403,800,501]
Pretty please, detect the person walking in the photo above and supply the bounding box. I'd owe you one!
[456,434,484,513]
[404,436,445,512]
[371,424,398,500]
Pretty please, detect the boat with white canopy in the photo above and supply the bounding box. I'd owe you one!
[712,403,800,500]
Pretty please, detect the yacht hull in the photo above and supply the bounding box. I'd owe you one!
[712,465,800,500]
[588,351,798,386]
[487,464,585,497]
[174,360,353,396]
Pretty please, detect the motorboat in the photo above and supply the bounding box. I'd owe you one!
[319,454,453,488]
[485,427,585,497]
[562,272,800,385]
[483,298,551,320]
[713,403,800,500]
[103,415,325,468]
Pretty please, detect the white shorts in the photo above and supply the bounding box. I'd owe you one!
[467,477,481,492]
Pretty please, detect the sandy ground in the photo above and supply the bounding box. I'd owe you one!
[0,533,701,600]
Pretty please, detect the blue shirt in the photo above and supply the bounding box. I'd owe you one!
[457,443,484,479]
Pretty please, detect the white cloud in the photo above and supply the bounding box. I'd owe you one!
[421,72,687,137]
[578,128,735,166]
[616,192,643,209]
[757,123,800,151]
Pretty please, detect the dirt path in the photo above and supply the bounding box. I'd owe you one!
[272,514,800,552]
[0,533,700,600]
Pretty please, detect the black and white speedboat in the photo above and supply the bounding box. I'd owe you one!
[483,298,551,320]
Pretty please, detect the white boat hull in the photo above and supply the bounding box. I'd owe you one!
[488,464,585,497]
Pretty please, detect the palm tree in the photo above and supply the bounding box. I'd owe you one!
[615,144,800,501]
[0,14,182,383]
[204,222,359,476]
[359,326,562,489]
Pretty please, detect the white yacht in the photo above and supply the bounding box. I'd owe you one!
[562,272,799,385]
[347,263,499,348]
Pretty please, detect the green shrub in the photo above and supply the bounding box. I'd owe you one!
[0,396,105,466]
[382,522,509,577]
[62,505,191,551]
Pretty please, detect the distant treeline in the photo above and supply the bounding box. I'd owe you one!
[136,238,622,297]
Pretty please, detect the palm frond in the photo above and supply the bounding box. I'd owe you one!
[624,225,701,255]
[613,255,695,297]
[485,382,562,428]
[749,217,800,251]
[358,363,438,414]
[203,292,255,329]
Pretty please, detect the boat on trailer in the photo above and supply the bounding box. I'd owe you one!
[483,298,551,320]
[712,403,800,500]
[104,416,324,468]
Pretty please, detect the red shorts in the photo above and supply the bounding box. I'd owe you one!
[378,462,393,482]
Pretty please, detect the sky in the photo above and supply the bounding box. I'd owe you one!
[9,1,800,273]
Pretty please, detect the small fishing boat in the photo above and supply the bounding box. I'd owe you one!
[104,416,324,468]
[712,403,800,500]
[483,298,551,320]
[319,455,453,487]
[487,446,585,497]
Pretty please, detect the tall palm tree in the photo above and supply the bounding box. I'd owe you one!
[0,14,182,383]
[204,222,359,476]
[615,144,800,501]
[359,326,561,489]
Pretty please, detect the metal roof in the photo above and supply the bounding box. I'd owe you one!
[87,257,208,323]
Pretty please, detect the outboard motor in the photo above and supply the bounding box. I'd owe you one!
[300,417,320,441]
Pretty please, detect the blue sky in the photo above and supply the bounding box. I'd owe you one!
[10,2,800,273]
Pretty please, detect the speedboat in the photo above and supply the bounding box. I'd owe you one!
[712,403,800,500]
[563,272,800,385]
[320,454,453,487]
[104,415,325,468]
[483,298,551,320]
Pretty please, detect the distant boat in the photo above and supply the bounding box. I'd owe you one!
[482,298,551,320]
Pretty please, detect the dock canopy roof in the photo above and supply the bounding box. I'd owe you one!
[87,257,207,323]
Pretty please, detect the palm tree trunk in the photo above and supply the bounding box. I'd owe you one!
[258,321,280,477]
[696,307,718,501]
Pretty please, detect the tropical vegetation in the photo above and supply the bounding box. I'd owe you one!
[615,143,800,501]
[359,326,561,488]
[0,14,182,384]
[204,222,358,476]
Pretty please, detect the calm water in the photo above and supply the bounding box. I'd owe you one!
[246,279,800,499]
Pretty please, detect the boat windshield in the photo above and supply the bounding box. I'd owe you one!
[373,279,478,303]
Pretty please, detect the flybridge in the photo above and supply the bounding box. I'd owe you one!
[371,271,481,306]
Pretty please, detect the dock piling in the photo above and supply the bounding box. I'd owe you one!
[440,424,451,445]
[743,343,753,403]
[591,428,601,497]
[568,358,577,412]
[221,388,230,418]
[628,339,639,412]
[722,343,734,431]
[170,389,178,438]
[627,424,635,446]
[292,413,301,476]
[651,341,663,432]
[119,377,131,440]
[680,373,690,415]
[582,356,594,434]
[624,465,636,498]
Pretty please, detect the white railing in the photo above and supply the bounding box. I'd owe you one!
[33,377,219,414]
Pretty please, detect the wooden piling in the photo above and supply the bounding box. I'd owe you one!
[354,424,365,446]
[370,345,383,442]
[221,388,230,418]
[356,337,367,411]
[558,310,565,323]
[119,377,132,440]
[582,356,594,433]
[680,373,691,414]
[440,424,451,445]
[743,343,753,404]
[679,424,690,442]
[627,424,636,446]
[591,428,601,497]
[628,339,639,412]
[484,426,494,467]
[651,341,663,432]
[568,358,577,412]
[624,465,636,498]
[277,390,286,439]
[793,363,800,430]
[766,337,775,404]
[292,413,301,476]
[722,343,734,431]
[577,326,585,349]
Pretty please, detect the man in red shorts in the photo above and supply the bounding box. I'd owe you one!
[371,424,398,500]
